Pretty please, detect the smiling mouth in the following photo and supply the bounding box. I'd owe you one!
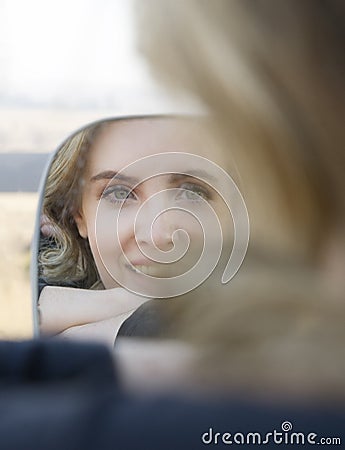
[126,264,173,278]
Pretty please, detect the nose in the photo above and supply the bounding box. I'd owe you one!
[151,212,175,251]
[135,196,175,252]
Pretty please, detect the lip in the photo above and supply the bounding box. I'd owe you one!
[126,263,167,277]
[128,258,154,266]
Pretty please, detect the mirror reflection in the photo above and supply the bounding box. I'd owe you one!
[36,115,242,345]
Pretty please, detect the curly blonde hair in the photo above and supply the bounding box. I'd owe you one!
[39,120,106,288]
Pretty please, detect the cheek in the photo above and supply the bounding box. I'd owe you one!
[170,212,205,260]
[115,209,138,254]
[183,202,233,257]
[183,220,204,245]
[88,208,137,285]
[89,229,116,262]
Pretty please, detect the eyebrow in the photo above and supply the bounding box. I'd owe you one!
[90,169,216,184]
[90,171,139,184]
[168,170,216,183]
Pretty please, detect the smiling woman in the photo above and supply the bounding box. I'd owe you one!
[37,115,239,343]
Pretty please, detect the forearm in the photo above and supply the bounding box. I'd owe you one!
[39,286,149,334]
[58,313,138,347]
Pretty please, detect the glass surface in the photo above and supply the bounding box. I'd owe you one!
[33,115,248,340]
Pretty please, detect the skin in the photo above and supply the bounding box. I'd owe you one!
[75,118,231,297]
[38,286,150,345]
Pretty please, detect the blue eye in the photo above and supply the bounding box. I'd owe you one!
[177,183,210,201]
[102,185,136,204]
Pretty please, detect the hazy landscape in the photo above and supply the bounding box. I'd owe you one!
[0,193,37,338]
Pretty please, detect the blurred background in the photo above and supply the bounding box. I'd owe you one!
[0,0,189,338]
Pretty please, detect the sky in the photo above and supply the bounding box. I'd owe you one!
[0,0,183,111]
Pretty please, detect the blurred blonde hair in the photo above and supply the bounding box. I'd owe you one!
[137,0,345,401]
[138,0,345,264]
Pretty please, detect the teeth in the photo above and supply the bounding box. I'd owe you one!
[129,265,167,277]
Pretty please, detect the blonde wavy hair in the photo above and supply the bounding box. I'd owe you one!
[39,121,105,288]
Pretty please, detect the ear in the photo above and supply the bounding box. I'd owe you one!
[74,211,88,239]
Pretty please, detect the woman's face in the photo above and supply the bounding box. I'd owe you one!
[75,118,233,297]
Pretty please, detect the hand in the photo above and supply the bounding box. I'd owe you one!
[40,214,56,238]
